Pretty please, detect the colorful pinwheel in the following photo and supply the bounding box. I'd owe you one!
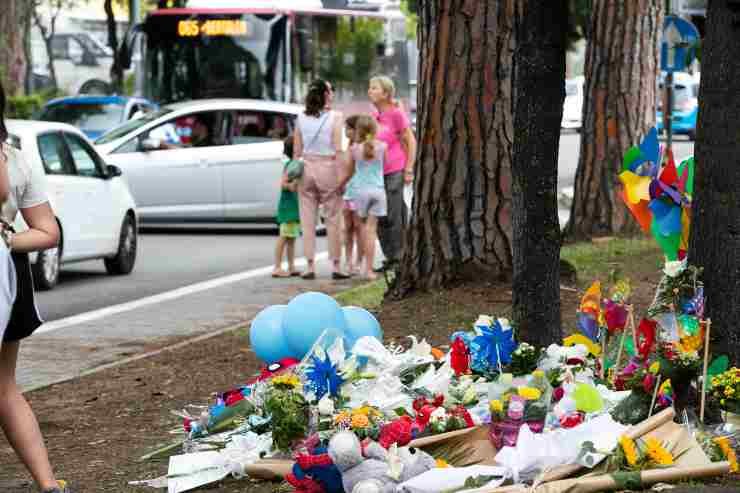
[577,281,603,342]
[304,353,344,399]
[619,127,694,261]
[469,319,517,373]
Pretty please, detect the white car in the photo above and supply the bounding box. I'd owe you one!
[6,120,138,290]
[562,76,584,130]
[95,99,301,227]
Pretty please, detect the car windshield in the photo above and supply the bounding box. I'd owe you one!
[39,102,125,133]
[95,108,173,144]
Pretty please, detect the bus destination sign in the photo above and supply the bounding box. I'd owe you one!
[177,19,249,38]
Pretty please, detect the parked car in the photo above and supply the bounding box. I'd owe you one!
[37,96,159,140]
[561,76,584,131]
[656,71,699,140]
[6,120,138,290]
[95,99,300,227]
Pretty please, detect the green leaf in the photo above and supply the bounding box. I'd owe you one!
[394,407,409,417]
[708,355,730,383]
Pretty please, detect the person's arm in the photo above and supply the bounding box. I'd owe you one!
[338,149,356,191]
[293,126,303,159]
[12,203,59,253]
[332,111,345,154]
[0,148,11,204]
[400,127,417,185]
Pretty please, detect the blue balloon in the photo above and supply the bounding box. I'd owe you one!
[249,305,293,364]
[342,306,382,346]
[283,292,347,358]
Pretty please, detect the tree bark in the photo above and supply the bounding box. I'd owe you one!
[688,0,740,365]
[394,0,515,294]
[0,0,28,95]
[510,0,567,347]
[565,0,664,240]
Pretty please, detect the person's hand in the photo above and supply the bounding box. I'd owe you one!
[404,168,414,185]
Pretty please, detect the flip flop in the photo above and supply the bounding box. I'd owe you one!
[301,271,316,280]
[290,271,301,277]
[272,270,290,278]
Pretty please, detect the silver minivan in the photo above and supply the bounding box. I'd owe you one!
[96,99,300,227]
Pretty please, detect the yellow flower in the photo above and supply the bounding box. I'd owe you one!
[333,411,350,425]
[649,362,660,374]
[533,370,545,379]
[644,437,673,466]
[351,413,370,429]
[563,334,601,356]
[436,458,450,468]
[714,437,739,473]
[272,374,300,389]
[619,435,639,467]
[518,387,542,401]
[490,399,504,413]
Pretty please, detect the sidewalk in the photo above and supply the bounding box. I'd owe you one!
[17,259,358,391]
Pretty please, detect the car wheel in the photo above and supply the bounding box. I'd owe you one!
[32,247,60,291]
[104,215,137,275]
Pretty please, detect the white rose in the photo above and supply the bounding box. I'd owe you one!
[318,395,335,416]
[664,259,687,278]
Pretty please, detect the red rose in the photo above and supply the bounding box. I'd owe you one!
[553,386,565,402]
[560,412,584,428]
[642,374,656,394]
[183,417,192,432]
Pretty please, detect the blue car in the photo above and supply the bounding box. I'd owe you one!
[656,74,699,140]
[37,96,158,140]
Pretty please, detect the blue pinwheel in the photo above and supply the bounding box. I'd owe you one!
[469,320,517,373]
[304,353,344,400]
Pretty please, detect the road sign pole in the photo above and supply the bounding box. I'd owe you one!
[666,71,674,154]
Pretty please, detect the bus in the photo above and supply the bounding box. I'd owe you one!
[119,0,416,114]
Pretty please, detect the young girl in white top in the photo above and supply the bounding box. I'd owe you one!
[0,82,67,493]
[338,115,388,280]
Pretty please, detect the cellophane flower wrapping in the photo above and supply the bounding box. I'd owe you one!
[487,370,552,449]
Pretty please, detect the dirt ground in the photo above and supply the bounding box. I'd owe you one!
[1,253,736,492]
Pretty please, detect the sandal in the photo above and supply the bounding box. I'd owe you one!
[272,269,290,278]
[332,271,351,280]
[301,271,316,280]
[290,271,301,277]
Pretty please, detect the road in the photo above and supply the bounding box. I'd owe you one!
[17,132,695,391]
[37,229,327,322]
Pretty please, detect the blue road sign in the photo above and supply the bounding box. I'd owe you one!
[661,16,700,73]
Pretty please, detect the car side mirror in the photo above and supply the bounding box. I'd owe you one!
[141,137,161,151]
[106,164,122,178]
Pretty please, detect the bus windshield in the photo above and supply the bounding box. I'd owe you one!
[143,13,288,103]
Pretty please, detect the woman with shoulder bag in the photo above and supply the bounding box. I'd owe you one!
[293,79,350,280]
[0,82,68,493]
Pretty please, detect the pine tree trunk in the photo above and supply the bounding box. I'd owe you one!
[565,0,664,240]
[0,0,28,95]
[510,1,567,347]
[689,1,740,365]
[394,0,515,293]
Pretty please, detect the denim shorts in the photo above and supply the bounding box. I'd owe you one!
[354,188,387,218]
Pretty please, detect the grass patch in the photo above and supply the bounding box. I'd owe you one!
[561,238,663,288]
[334,278,388,310]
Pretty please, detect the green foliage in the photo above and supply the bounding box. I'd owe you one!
[567,0,592,48]
[263,384,309,452]
[6,88,64,119]
[322,18,384,85]
[400,0,418,40]
[124,72,136,96]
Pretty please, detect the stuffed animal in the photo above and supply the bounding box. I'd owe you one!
[286,444,344,493]
[328,431,436,493]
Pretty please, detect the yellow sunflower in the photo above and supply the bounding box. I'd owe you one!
[517,387,542,401]
[618,435,639,467]
[644,437,673,466]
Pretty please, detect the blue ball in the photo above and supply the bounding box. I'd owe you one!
[249,305,293,364]
[342,306,382,346]
[283,292,347,358]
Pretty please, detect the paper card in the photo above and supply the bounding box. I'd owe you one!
[167,452,229,493]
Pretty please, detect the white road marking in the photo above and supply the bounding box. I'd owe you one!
[36,252,330,334]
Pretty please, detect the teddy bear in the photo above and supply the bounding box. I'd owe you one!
[328,431,437,493]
